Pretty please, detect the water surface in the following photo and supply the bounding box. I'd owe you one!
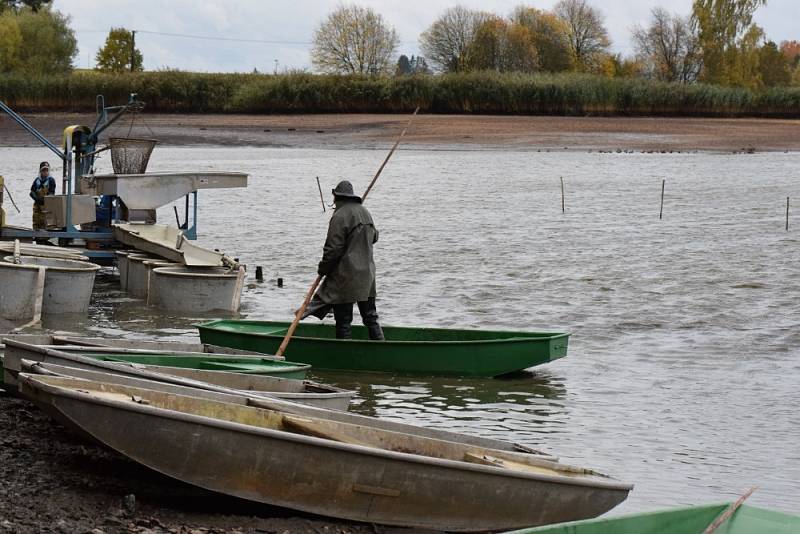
[1,146,798,515]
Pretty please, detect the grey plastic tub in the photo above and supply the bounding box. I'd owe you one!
[148,266,246,313]
[1,255,100,317]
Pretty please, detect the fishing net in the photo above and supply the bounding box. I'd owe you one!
[109,137,158,174]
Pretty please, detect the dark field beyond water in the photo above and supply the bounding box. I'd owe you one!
[2,146,799,518]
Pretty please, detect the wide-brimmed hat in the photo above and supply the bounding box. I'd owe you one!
[331,180,362,202]
[39,161,50,171]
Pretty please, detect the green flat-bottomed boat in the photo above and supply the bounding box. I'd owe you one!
[1,343,310,380]
[197,320,570,377]
[78,352,309,380]
[505,503,800,534]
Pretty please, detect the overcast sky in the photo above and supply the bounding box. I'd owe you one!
[53,0,799,72]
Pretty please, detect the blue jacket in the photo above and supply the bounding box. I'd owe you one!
[30,175,56,204]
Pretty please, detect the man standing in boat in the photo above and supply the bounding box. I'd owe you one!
[304,180,385,341]
[29,161,56,230]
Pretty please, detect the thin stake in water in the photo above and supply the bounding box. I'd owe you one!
[560,176,565,214]
[787,196,790,231]
[659,179,665,220]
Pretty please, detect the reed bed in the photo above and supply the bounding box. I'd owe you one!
[1,71,799,117]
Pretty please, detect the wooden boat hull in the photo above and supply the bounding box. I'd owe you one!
[197,321,570,377]
[505,502,800,533]
[20,374,631,532]
[2,341,348,410]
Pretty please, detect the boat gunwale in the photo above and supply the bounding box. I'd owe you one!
[197,320,571,345]
[4,341,567,458]
[3,341,310,398]
[25,360,352,399]
[21,344,309,371]
[20,373,633,493]
[105,360,311,375]
[503,502,793,533]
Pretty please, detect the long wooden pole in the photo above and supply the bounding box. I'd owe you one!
[362,107,419,202]
[560,176,565,214]
[786,196,790,231]
[659,179,665,220]
[316,176,326,212]
[702,486,757,534]
[276,107,421,357]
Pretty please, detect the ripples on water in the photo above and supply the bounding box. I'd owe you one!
[2,146,798,514]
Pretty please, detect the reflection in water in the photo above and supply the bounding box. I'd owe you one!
[3,146,799,515]
[313,370,567,444]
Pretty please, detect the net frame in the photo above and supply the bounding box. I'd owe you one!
[109,137,158,175]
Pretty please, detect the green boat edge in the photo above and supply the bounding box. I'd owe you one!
[196,320,570,377]
[504,503,800,534]
[84,354,311,380]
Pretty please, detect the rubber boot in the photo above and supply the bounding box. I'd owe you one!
[366,324,385,341]
[358,298,385,341]
[333,303,354,339]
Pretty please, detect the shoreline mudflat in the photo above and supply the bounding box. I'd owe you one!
[2,113,800,152]
[0,394,377,533]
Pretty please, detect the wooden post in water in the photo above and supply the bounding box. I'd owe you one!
[659,179,665,220]
[787,197,790,231]
[560,177,565,213]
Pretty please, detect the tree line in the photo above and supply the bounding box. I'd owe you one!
[311,1,800,90]
[1,0,799,97]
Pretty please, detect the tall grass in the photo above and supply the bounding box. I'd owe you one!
[2,70,800,117]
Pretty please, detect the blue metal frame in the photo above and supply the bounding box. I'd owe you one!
[1,94,203,262]
[0,94,144,242]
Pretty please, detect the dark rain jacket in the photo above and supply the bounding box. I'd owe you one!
[316,198,378,304]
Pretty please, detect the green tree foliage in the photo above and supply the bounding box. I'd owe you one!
[396,54,430,75]
[311,5,399,75]
[396,54,411,75]
[511,7,573,72]
[554,0,610,71]
[95,28,143,73]
[600,54,645,78]
[693,0,767,87]
[0,13,22,72]
[632,8,702,83]
[464,17,539,73]
[12,5,76,75]
[420,6,491,72]
[757,41,790,86]
[465,16,511,71]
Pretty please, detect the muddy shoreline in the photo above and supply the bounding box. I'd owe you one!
[2,113,800,152]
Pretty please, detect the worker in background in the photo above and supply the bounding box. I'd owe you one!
[30,161,55,230]
[304,180,385,340]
